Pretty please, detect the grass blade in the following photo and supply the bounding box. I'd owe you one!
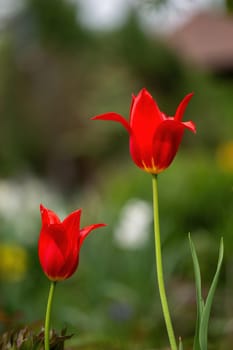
[199,238,224,350]
[188,234,203,350]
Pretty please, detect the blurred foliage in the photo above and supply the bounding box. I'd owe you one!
[25,0,90,50]
[118,11,184,92]
[226,0,233,12]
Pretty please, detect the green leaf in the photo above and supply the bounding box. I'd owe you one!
[188,234,203,350]
[199,238,224,350]
[178,336,183,350]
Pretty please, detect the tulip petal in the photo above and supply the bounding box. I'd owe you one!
[129,94,136,116]
[79,223,106,248]
[60,254,79,280]
[152,120,185,172]
[62,209,82,238]
[129,133,144,168]
[38,226,65,280]
[130,88,163,126]
[130,89,164,162]
[174,93,194,122]
[92,113,131,133]
[62,210,82,260]
[40,204,61,225]
[182,120,196,133]
[43,224,69,255]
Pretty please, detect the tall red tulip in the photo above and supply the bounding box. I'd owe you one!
[92,88,196,174]
[38,204,106,281]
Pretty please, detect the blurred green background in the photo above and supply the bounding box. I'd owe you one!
[0,0,232,349]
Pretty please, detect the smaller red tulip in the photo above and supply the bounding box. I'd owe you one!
[38,205,106,281]
[92,88,196,174]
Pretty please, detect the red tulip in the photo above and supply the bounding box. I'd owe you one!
[92,88,196,174]
[38,205,106,281]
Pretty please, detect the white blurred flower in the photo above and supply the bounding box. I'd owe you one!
[0,175,63,245]
[114,198,152,249]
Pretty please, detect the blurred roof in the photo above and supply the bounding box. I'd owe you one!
[166,11,233,72]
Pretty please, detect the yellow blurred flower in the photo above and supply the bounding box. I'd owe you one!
[216,141,233,173]
[0,244,28,281]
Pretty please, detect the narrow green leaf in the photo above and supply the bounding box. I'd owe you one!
[178,336,183,350]
[199,238,224,350]
[188,234,203,350]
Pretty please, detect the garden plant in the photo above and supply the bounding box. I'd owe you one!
[92,88,224,350]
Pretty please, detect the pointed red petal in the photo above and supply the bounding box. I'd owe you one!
[40,204,61,225]
[152,120,185,172]
[129,133,143,168]
[174,93,194,121]
[91,113,131,133]
[129,94,136,116]
[182,120,196,133]
[129,89,164,163]
[59,254,80,280]
[78,223,106,248]
[62,209,82,235]
[62,209,82,242]
[38,225,65,280]
[130,88,163,127]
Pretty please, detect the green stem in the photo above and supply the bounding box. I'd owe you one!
[44,281,56,350]
[152,174,177,350]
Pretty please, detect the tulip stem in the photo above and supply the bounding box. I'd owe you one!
[152,174,177,350]
[44,281,56,350]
